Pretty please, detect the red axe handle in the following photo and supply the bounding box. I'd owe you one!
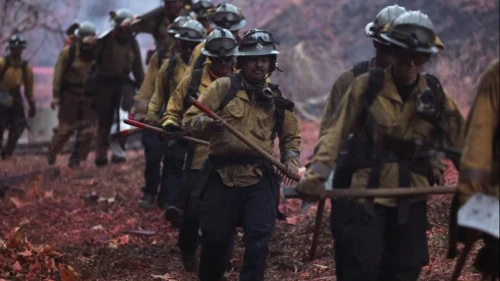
[188,96,300,181]
[124,119,209,146]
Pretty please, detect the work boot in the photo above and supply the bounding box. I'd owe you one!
[47,151,56,165]
[181,251,198,272]
[111,154,126,164]
[95,157,108,167]
[138,193,156,210]
[165,206,182,224]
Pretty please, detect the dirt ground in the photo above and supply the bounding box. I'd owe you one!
[0,150,482,281]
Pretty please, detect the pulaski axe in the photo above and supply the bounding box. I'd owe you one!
[109,127,143,158]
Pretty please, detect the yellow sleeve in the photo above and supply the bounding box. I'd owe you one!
[279,110,302,166]
[183,43,204,79]
[458,61,499,204]
[146,59,170,122]
[24,64,34,102]
[52,47,69,101]
[164,74,193,126]
[183,77,230,134]
[308,75,368,180]
[319,70,355,137]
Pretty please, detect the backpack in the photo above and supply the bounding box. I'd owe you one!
[351,60,371,79]
[64,42,77,75]
[0,56,28,85]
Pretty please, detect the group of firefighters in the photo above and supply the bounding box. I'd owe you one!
[0,0,497,280]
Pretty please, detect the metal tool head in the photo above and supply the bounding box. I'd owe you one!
[109,131,126,158]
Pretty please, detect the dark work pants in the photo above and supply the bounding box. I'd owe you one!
[141,132,185,206]
[330,198,351,280]
[199,172,276,281]
[178,169,235,270]
[0,98,26,157]
[339,201,429,281]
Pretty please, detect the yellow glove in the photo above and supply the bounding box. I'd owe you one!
[295,161,330,202]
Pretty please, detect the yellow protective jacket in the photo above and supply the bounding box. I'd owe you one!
[52,42,93,101]
[457,59,499,205]
[183,73,301,187]
[131,49,172,117]
[0,56,34,102]
[305,67,465,207]
[164,64,214,170]
[183,42,208,79]
[319,59,376,136]
[146,54,188,122]
[95,33,144,84]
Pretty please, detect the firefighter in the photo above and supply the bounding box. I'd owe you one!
[191,0,215,33]
[89,8,144,167]
[161,28,237,273]
[448,59,499,281]
[48,22,98,168]
[183,29,301,281]
[0,34,35,159]
[319,5,408,280]
[184,3,246,77]
[295,11,465,281]
[137,20,205,211]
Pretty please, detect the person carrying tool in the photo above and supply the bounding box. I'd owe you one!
[0,34,35,160]
[183,3,246,77]
[162,27,237,273]
[137,20,206,212]
[183,29,301,281]
[448,59,499,281]
[130,15,190,123]
[319,5,409,279]
[88,8,144,167]
[191,0,215,33]
[47,22,98,168]
[295,11,465,281]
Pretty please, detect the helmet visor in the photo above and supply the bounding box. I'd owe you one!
[176,27,204,40]
[193,0,213,10]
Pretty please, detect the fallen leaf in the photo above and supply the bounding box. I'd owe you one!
[60,264,79,281]
[12,261,22,272]
[313,264,329,270]
[0,238,6,249]
[286,216,299,225]
[118,235,130,245]
[91,225,104,231]
[44,190,54,199]
[18,250,33,257]
[19,218,31,226]
[126,218,137,225]
[7,227,24,248]
[10,197,26,209]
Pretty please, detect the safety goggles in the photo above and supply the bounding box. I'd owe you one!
[212,12,242,23]
[192,0,213,10]
[205,38,237,54]
[240,30,277,47]
[391,25,436,49]
[394,47,431,66]
[176,28,204,40]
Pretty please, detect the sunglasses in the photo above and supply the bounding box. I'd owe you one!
[395,48,430,66]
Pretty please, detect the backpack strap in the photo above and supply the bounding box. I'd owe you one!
[193,53,207,71]
[65,42,77,74]
[21,60,28,86]
[0,56,11,82]
[153,15,163,43]
[363,68,385,109]
[157,47,166,69]
[188,68,203,98]
[352,60,371,78]
[217,73,243,112]
[163,55,178,103]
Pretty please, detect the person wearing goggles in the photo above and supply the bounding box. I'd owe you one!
[183,3,247,78]
[296,11,464,281]
[161,28,238,274]
[183,29,300,281]
[317,5,408,280]
[191,0,215,32]
[47,22,98,168]
[0,34,35,160]
[138,20,205,217]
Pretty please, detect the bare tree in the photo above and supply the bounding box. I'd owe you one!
[0,0,80,60]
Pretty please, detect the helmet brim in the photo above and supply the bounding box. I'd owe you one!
[201,47,238,57]
[365,22,374,37]
[379,34,440,54]
[211,19,247,32]
[236,50,280,56]
[175,34,205,42]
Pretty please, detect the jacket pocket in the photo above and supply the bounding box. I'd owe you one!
[251,110,273,141]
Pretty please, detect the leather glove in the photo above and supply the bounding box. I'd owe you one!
[162,119,185,133]
[295,162,330,202]
[206,118,225,132]
[28,100,36,117]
